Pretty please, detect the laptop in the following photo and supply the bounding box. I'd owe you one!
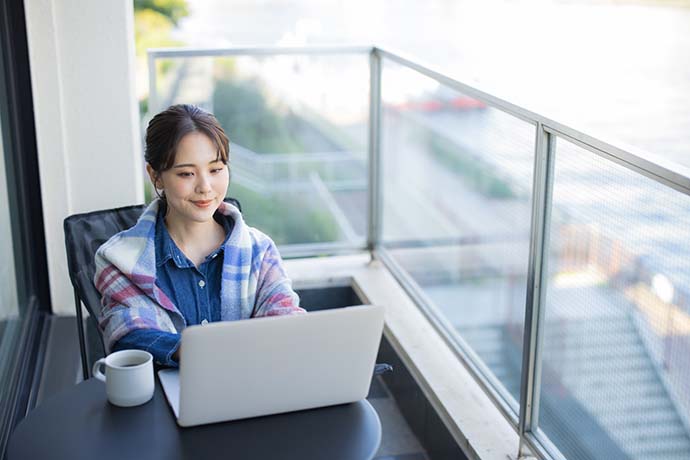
[158,304,384,427]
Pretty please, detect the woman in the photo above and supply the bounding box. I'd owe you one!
[94,104,304,366]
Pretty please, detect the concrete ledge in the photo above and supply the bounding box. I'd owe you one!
[285,253,520,460]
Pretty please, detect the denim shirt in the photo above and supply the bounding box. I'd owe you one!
[112,210,233,366]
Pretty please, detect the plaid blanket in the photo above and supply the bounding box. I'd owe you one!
[94,199,303,352]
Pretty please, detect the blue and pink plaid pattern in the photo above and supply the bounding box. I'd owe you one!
[94,199,304,353]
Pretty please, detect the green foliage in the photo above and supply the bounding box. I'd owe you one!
[134,0,189,25]
[427,130,515,199]
[144,180,154,204]
[209,69,349,243]
[213,79,304,153]
[213,78,351,154]
[134,9,185,57]
[213,57,237,79]
[228,183,340,245]
[133,0,188,116]
[139,98,149,117]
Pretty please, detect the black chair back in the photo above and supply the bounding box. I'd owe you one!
[63,198,241,379]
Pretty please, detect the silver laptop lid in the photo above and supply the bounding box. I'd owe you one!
[176,304,384,427]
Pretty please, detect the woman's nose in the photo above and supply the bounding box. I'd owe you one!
[195,174,212,193]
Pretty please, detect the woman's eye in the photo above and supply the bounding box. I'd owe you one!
[177,172,193,177]
[211,168,223,174]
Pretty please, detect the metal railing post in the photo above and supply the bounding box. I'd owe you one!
[518,124,555,456]
[367,48,382,253]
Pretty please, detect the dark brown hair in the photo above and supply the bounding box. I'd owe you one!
[145,104,230,173]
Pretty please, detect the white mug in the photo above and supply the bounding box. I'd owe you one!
[92,349,154,407]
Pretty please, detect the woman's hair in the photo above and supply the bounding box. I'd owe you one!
[145,104,230,173]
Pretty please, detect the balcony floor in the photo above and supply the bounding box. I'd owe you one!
[368,375,429,460]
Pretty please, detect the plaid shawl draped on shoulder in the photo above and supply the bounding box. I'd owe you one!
[94,199,304,353]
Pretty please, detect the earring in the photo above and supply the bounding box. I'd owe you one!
[154,187,165,201]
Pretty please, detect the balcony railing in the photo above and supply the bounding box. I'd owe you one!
[148,45,690,460]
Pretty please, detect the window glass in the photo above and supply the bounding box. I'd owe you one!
[538,137,690,460]
[380,59,536,410]
[148,53,369,247]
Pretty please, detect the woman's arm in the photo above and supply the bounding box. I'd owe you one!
[113,329,181,367]
[252,238,305,317]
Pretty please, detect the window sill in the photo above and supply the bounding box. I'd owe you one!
[285,253,519,460]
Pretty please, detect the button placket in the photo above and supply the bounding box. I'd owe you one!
[197,264,210,325]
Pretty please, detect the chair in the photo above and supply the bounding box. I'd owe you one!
[63,198,242,380]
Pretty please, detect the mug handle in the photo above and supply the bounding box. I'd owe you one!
[92,358,107,382]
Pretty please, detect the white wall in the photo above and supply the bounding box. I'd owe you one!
[24,0,144,315]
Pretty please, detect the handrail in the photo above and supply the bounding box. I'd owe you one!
[147,45,373,58]
[148,44,690,196]
[373,46,690,195]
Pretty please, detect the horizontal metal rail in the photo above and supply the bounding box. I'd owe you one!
[543,124,690,195]
[149,44,690,196]
[278,241,367,259]
[373,46,690,196]
[147,45,372,59]
[381,233,529,250]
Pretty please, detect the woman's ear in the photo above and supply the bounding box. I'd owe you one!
[146,164,163,190]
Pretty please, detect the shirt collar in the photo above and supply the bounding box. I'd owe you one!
[206,215,233,260]
[155,210,190,268]
[155,204,234,268]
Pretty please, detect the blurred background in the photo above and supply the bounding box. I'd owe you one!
[134,3,690,459]
[134,0,690,165]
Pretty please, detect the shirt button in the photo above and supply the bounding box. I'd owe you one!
[198,280,206,288]
[201,319,209,325]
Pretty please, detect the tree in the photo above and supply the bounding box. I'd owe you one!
[134,0,189,25]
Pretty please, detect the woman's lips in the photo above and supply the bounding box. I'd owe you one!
[192,200,213,208]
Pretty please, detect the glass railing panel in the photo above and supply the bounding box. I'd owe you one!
[379,58,536,410]
[148,53,369,247]
[537,137,690,460]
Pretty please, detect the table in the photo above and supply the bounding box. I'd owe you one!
[8,378,382,460]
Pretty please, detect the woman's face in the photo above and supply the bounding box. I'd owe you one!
[149,131,229,225]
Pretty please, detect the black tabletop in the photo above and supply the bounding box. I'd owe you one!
[8,378,382,460]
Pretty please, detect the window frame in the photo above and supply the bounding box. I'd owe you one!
[0,0,52,457]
